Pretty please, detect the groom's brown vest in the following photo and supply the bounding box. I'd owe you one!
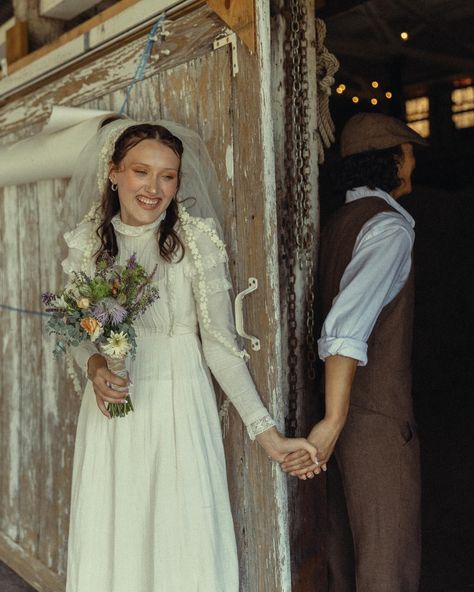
[319,196,415,422]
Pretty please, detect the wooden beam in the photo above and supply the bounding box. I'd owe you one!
[6,21,28,64]
[206,0,256,53]
[40,0,106,20]
[0,531,65,592]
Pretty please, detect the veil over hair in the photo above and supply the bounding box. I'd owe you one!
[63,116,248,409]
[68,116,225,240]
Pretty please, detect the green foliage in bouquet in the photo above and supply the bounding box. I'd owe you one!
[42,253,159,418]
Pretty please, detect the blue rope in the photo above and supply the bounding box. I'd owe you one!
[119,13,167,115]
[0,303,51,317]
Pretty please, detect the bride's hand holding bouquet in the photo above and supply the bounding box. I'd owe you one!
[43,253,159,418]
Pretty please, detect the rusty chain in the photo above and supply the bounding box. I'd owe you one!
[283,0,317,436]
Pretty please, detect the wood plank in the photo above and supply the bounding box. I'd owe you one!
[17,184,43,559]
[0,5,222,135]
[0,531,65,592]
[158,60,200,130]
[0,187,22,545]
[191,46,250,589]
[6,21,28,64]
[40,0,105,20]
[231,11,290,589]
[206,0,256,53]
[37,178,79,576]
[270,1,325,589]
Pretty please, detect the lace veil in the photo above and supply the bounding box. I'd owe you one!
[68,116,225,239]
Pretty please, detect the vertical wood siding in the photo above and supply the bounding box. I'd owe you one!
[0,5,290,591]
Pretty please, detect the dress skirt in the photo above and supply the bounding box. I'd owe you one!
[66,329,239,592]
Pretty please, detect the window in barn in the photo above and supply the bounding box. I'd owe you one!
[452,81,474,130]
[0,1,13,26]
[405,96,430,138]
[0,0,14,63]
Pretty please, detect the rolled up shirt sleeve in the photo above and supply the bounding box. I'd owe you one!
[318,212,414,366]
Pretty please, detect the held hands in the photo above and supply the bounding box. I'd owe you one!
[280,417,345,480]
[87,354,130,419]
[256,427,319,465]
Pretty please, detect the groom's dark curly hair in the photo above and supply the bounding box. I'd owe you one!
[337,145,403,194]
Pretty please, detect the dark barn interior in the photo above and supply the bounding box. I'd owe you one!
[317,1,474,590]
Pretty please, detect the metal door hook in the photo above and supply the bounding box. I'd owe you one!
[235,277,260,351]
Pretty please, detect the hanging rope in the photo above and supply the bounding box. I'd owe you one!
[119,13,168,115]
[0,303,50,317]
[315,18,339,163]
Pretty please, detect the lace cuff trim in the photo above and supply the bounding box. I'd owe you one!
[246,414,276,441]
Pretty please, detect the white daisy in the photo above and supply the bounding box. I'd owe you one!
[101,331,130,359]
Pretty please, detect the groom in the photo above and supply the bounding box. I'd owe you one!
[282,113,426,591]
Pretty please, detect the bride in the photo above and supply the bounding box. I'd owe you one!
[62,118,317,592]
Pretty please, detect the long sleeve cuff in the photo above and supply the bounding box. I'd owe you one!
[71,341,100,376]
[317,336,368,366]
[245,411,276,441]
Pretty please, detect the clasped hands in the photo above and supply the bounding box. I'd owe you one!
[257,418,343,480]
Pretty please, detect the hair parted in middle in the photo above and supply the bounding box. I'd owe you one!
[337,145,404,194]
[95,123,185,264]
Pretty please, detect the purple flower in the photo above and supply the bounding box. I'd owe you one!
[126,254,138,270]
[92,297,127,326]
[41,292,56,305]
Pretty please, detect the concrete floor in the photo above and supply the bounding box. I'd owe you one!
[0,562,35,592]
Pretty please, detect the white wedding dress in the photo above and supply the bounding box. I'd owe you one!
[63,214,274,592]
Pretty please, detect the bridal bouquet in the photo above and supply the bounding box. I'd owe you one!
[42,253,159,417]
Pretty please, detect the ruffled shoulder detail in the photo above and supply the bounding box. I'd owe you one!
[180,216,228,277]
[62,220,99,276]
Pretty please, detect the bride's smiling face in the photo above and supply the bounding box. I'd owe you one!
[109,139,180,227]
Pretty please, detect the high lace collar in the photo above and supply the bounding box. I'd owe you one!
[111,212,165,237]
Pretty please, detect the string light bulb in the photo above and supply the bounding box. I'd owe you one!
[400,31,409,41]
[371,81,379,88]
[336,87,344,94]
[385,91,393,99]
[370,98,378,106]
[352,96,359,104]
[339,84,346,91]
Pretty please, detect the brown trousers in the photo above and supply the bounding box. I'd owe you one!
[327,406,421,592]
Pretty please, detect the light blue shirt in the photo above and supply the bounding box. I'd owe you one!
[318,186,415,366]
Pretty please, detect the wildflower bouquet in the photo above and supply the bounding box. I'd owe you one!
[42,253,159,417]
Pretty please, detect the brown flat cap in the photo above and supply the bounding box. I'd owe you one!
[340,112,428,158]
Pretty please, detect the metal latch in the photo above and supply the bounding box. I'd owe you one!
[235,277,260,351]
[213,29,238,77]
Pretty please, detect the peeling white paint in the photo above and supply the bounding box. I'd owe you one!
[225,144,234,181]
[256,0,292,589]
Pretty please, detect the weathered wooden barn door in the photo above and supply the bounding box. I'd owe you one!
[0,3,290,591]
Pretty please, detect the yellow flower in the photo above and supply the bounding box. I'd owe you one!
[77,297,90,309]
[80,317,103,342]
